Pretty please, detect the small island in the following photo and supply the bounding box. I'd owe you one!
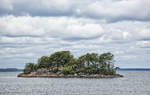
[18,51,123,78]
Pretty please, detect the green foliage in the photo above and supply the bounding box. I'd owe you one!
[98,52,116,74]
[83,65,100,74]
[33,64,38,71]
[23,51,118,75]
[49,51,74,69]
[78,53,99,67]
[51,68,58,73]
[90,53,99,65]
[99,52,114,65]
[24,63,35,74]
[37,56,50,69]
[62,66,74,75]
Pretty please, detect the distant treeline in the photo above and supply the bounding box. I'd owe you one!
[0,68,23,72]
[119,68,150,71]
[24,51,120,75]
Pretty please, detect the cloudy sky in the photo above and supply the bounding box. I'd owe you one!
[0,0,150,69]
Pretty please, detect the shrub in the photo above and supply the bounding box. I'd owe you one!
[24,63,35,74]
[51,68,58,73]
[62,66,74,75]
[83,66,100,74]
[36,68,47,74]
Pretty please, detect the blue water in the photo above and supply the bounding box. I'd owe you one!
[0,71,150,95]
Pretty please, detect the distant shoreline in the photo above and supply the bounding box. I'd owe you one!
[0,68,23,72]
[118,68,150,71]
[1,68,150,72]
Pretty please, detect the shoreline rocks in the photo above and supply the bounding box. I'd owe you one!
[18,73,123,78]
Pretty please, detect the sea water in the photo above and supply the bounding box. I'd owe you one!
[0,71,150,95]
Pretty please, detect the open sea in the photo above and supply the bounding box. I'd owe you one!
[0,71,150,95]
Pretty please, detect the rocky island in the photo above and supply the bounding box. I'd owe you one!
[18,51,123,78]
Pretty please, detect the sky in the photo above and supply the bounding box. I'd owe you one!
[0,0,150,69]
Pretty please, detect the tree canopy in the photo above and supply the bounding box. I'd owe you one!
[23,51,118,75]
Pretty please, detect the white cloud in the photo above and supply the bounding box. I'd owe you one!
[0,0,150,68]
[66,23,103,39]
[0,15,103,39]
[0,0,150,22]
[138,28,150,40]
[77,0,150,21]
[136,41,150,48]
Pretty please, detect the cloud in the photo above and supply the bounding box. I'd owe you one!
[136,41,150,48]
[0,15,103,40]
[0,0,150,22]
[13,0,73,16]
[0,0,73,16]
[0,0,150,68]
[137,28,150,40]
[0,0,13,15]
[80,0,150,22]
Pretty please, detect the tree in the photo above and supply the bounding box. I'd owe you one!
[23,51,118,75]
[89,53,99,65]
[24,63,35,74]
[99,52,115,74]
[78,55,86,67]
[78,53,99,67]
[99,52,114,67]
[37,56,50,69]
[49,51,74,70]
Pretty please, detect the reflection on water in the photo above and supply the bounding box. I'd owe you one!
[0,71,150,95]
